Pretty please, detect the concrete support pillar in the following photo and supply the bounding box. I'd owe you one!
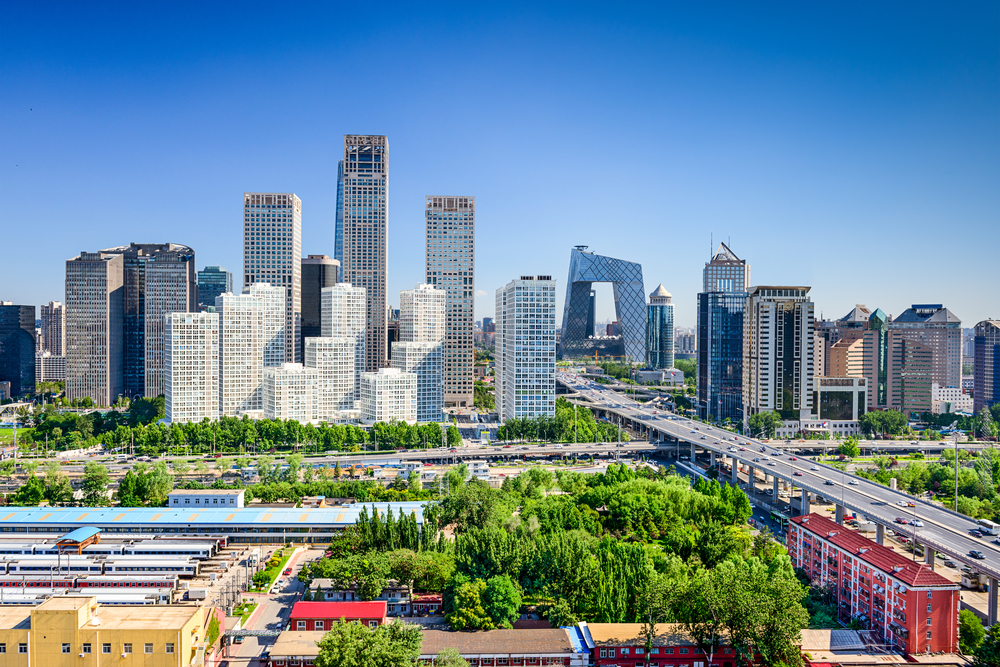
[801,488,810,515]
[925,545,934,568]
[748,466,755,488]
[710,451,716,466]
[773,477,779,497]
[876,523,884,545]
[990,578,998,627]
[835,504,845,525]
[731,462,738,485]
[690,442,695,462]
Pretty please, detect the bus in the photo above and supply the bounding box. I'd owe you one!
[977,519,999,536]
[770,511,789,530]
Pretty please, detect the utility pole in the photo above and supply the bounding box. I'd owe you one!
[954,433,959,512]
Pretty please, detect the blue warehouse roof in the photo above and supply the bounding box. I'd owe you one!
[0,502,427,529]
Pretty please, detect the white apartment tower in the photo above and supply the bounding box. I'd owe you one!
[495,276,557,422]
[264,363,319,422]
[216,283,285,416]
[742,286,816,429]
[360,368,417,424]
[425,196,475,407]
[320,283,367,402]
[165,312,219,423]
[242,192,302,363]
[305,337,359,418]
[40,301,65,356]
[391,284,446,422]
[339,136,389,371]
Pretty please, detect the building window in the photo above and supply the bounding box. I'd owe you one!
[927,604,932,612]
[63,643,72,653]
[103,644,111,654]
[315,621,324,630]
[124,643,132,654]
[927,618,932,625]
[608,649,615,658]
[927,631,932,640]
[145,643,153,654]
[0,644,5,654]
[166,643,175,654]
[680,648,689,655]
[298,621,306,630]
[622,649,630,656]
[83,643,91,654]
[369,621,378,628]
[19,644,27,654]
[600,649,607,658]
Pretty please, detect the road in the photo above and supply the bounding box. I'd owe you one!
[558,370,1000,623]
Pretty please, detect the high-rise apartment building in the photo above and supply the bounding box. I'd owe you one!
[305,337,358,418]
[197,266,232,311]
[35,351,66,384]
[828,334,865,378]
[242,192,302,363]
[696,292,745,422]
[645,284,674,370]
[890,304,962,389]
[39,301,65,356]
[425,196,475,407]
[216,283,285,416]
[264,363,319,422]
[301,255,341,353]
[703,242,750,293]
[973,320,1000,415]
[0,303,36,397]
[391,284,446,422]
[360,368,417,424]
[815,305,872,376]
[165,312,219,423]
[65,251,124,405]
[495,276,557,422]
[339,136,389,371]
[742,286,815,428]
[320,283,367,404]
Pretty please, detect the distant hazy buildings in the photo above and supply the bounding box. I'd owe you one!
[645,284,674,370]
[264,363,319,422]
[360,368,417,424]
[243,193,302,363]
[300,255,340,354]
[425,196,475,407]
[338,136,389,371]
[974,320,1000,414]
[0,303,36,397]
[391,284,446,422]
[165,312,219,423]
[197,266,232,312]
[496,275,557,421]
[65,251,124,405]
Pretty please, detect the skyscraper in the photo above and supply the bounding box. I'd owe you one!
[890,304,962,389]
[0,303,36,398]
[39,301,65,356]
[696,292,745,422]
[242,192,302,363]
[165,312,219,423]
[360,368,417,424]
[974,320,1000,414]
[646,284,674,370]
[861,308,891,409]
[334,160,345,265]
[300,255,341,353]
[340,136,389,371]
[425,196,475,407]
[216,283,285,416]
[815,305,872,376]
[703,242,750,293]
[742,286,816,429]
[391,284,446,422]
[197,266,233,312]
[65,251,124,405]
[495,275,557,422]
[320,283,367,404]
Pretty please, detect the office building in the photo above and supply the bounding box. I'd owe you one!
[703,242,750,293]
[815,305,872,375]
[495,276,557,422]
[334,159,345,265]
[931,383,973,414]
[164,312,219,423]
[35,351,66,384]
[320,283,367,403]
[0,304,36,397]
[860,308,891,410]
[242,192,302,363]
[216,284,285,417]
[425,196,475,407]
[890,304,962,390]
[305,336,359,418]
[645,284,674,370]
[360,368,417,424]
[339,136,389,371]
[560,247,645,362]
[696,292,745,422]
[742,286,815,429]
[812,376,867,422]
[482,317,494,333]
[263,363,319,423]
[391,343,443,422]
[391,284,445,422]
[300,255,340,353]
[974,320,1000,414]
[788,513,959,654]
[65,251,124,405]
[196,266,232,311]
[39,301,65,356]
[888,335,933,416]
[828,334,865,378]
[0,596,211,667]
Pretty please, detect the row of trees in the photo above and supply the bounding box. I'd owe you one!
[495,398,625,443]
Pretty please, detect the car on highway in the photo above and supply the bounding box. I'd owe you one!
[753,457,761,462]
[906,502,916,507]
[740,447,747,451]
[911,520,924,527]
[970,529,984,538]
[895,517,908,524]
[767,462,776,467]
[944,560,958,568]
[793,471,803,476]
[969,550,986,560]
[824,480,836,486]
[896,501,908,507]
[848,480,859,485]
[789,456,797,461]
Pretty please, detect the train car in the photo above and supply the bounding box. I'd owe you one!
[6,558,104,575]
[123,540,215,559]
[75,574,178,590]
[0,576,77,588]
[152,534,228,550]
[0,543,40,555]
[33,544,127,557]
[103,558,198,577]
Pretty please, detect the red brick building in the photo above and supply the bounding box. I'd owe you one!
[585,623,740,667]
[288,601,387,631]
[788,513,960,654]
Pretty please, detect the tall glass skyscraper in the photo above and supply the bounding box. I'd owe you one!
[197,266,232,312]
[334,159,345,265]
[646,284,674,369]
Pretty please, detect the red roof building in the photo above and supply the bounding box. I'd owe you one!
[788,513,959,655]
[288,601,387,631]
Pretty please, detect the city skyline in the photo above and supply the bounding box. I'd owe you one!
[2,4,997,329]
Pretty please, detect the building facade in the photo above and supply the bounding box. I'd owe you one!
[696,292,745,422]
[168,488,245,508]
[888,335,933,416]
[496,276,557,422]
[263,363,319,423]
[305,336,359,418]
[300,255,340,354]
[391,284,445,421]
[164,312,219,423]
[812,376,867,422]
[931,383,973,414]
[890,304,962,390]
[425,196,475,407]
[742,286,815,428]
[703,242,750,293]
[196,265,232,312]
[289,601,387,631]
[974,320,1000,414]
[645,284,674,370]
[35,351,66,384]
[39,301,66,356]
[320,283,366,404]
[65,251,124,405]
[242,192,302,363]
[360,368,417,424]
[788,513,959,654]
[391,342,443,422]
[339,136,389,371]
[815,305,872,376]
[216,284,285,416]
[0,304,36,398]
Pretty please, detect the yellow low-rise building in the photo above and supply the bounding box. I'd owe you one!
[0,596,210,667]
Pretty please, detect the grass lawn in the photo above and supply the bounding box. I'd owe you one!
[232,601,258,625]
[0,429,31,445]
[249,547,295,593]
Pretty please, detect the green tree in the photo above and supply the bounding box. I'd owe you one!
[447,425,462,447]
[434,648,470,667]
[81,462,111,506]
[974,622,1000,666]
[12,475,45,505]
[960,609,986,655]
[314,620,422,667]
[448,579,494,631]
[483,575,522,629]
[748,411,782,439]
[837,436,860,458]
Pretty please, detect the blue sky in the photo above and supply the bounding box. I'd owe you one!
[2,2,998,328]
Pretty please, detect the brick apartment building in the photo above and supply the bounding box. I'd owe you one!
[288,601,387,631]
[788,513,959,654]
